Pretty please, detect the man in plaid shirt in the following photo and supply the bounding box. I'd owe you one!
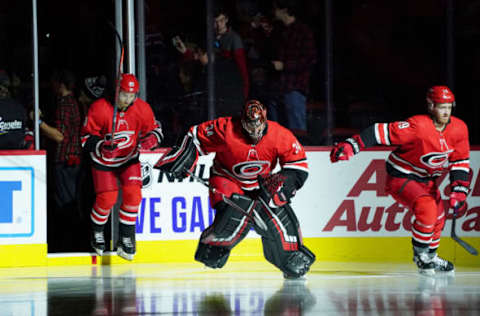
[34,69,82,251]
[269,0,316,139]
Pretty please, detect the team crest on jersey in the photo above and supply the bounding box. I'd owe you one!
[232,160,271,180]
[420,150,453,168]
[112,131,136,148]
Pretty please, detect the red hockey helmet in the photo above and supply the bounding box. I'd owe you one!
[426,86,455,106]
[120,73,139,93]
[241,99,267,143]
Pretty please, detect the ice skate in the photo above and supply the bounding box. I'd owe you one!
[91,230,105,256]
[117,224,136,261]
[430,253,454,273]
[413,248,435,276]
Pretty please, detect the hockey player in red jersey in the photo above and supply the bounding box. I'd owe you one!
[81,73,163,260]
[155,99,315,278]
[330,86,470,275]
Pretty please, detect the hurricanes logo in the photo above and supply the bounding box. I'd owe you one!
[420,150,453,168]
[232,161,271,180]
[112,131,135,149]
[141,162,153,188]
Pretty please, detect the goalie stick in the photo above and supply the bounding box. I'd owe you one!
[184,168,268,231]
[451,205,478,256]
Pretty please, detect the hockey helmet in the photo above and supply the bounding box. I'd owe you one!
[120,73,139,93]
[426,86,455,107]
[241,99,267,143]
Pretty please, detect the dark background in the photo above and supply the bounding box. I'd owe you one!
[1,0,479,144]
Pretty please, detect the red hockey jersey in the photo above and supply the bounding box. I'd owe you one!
[81,97,159,168]
[364,115,470,180]
[189,117,309,190]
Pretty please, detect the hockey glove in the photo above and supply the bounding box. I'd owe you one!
[258,173,295,208]
[330,134,364,163]
[139,132,161,151]
[450,180,469,214]
[100,139,122,160]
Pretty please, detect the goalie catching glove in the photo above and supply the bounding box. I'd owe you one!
[258,172,297,208]
[154,134,198,180]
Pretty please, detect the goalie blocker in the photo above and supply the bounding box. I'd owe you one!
[153,134,198,179]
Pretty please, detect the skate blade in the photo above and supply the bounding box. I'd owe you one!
[117,247,135,261]
[418,268,435,276]
[92,247,104,256]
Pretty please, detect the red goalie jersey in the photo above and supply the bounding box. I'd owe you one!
[189,117,309,190]
[81,97,160,168]
[361,114,470,181]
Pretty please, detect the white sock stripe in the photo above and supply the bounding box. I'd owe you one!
[121,204,139,212]
[413,220,434,229]
[91,214,108,225]
[412,226,433,238]
[120,209,138,218]
[93,205,111,216]
[91,208,109,220]
[119,218,136,225]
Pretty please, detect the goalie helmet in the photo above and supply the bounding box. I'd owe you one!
[241,99,267,143]
[120,73,139,93]
[426,86,455,106]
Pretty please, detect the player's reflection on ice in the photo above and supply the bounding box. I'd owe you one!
[414,273,455,315]
[195,280,317,316]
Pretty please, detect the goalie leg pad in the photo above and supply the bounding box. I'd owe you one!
[255,200,316,277]
[200,199,253,248]
[194,242,231,269]
[195,196,254,269]
[153,135,198,179]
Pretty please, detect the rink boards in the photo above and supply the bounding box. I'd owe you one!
[1,148,479,267]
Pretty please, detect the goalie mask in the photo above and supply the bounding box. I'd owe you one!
[241,100,267,144]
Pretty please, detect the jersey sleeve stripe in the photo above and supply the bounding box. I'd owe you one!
[283,158,308,164]
[450,166,470,173]
[450,159,470,165]
[383,123,391,145]
[282,164,309,173]
[189,125,206,155]
[374,123,382,144]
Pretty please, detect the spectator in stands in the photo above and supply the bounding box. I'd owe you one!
[0,69,31,149]
[172,4,248,117]
[267,0,316,142]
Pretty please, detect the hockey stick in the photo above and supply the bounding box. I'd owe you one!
[108,22,125,140]
[451,205,478,256]
[184,168,262,225]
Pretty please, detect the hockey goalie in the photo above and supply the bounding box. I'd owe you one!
[155,99,315,279]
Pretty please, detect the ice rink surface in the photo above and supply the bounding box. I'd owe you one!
[1,260,479,315]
